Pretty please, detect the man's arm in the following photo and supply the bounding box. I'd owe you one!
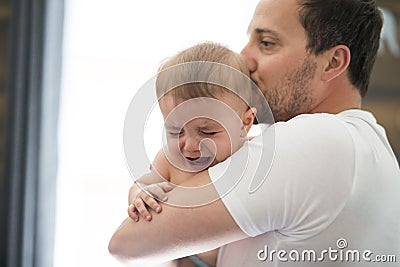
[108,170,247,266]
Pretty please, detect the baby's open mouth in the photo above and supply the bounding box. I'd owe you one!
[185,156,213,166]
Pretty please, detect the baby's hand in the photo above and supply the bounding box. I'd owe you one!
[128,182,174,222]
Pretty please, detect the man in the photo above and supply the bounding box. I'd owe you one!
[109,0,400,266]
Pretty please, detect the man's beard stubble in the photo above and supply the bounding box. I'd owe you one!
[265,58,317,122]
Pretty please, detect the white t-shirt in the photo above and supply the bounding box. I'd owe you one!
[208,110,400,266]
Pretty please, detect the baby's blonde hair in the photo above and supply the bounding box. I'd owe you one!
[156,42,252,109]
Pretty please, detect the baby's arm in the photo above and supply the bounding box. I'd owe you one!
[128,180,174,221]
[154,153,219,267]
[129,150,174,221]
[129,150,220,266]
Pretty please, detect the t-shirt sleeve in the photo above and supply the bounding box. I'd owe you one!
[208,114,355,238]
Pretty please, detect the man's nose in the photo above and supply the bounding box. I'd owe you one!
[241,44,257,74]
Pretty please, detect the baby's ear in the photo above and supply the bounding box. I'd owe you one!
[242,107,257,133]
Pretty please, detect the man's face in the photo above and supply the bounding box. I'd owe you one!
[241,0,319,122]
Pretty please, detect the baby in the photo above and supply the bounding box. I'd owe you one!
[129,42,255,267]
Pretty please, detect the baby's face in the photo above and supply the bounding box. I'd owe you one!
[159,94,248,172]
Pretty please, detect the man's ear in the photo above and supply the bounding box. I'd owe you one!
[321,45,351,82]
[242,107,257,134]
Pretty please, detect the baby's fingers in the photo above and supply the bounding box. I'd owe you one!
[160,182,174,193]
[147,182,174,202]
[134,196,153,221]
[128,204,139,222]
[140,190,162,213]
[147,184,168,202]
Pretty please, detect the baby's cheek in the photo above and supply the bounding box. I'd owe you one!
[216,140,233,161]
[165,140,182,159]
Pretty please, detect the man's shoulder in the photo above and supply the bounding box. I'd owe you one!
[265,112,357,158]
[270,109,377,139]
[272,112,350,137]
[285,109,374,126]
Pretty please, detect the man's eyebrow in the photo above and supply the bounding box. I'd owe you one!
[254,27,279,37]
[247,25,279,38]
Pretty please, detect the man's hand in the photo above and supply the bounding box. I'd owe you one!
[128,181,174,222]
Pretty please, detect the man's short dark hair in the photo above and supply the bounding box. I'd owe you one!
[298,0,383,97]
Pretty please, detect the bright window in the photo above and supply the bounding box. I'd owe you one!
[53,1,259,266]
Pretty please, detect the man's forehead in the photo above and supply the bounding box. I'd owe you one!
[248,0,303,36]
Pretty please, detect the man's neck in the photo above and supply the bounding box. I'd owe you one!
[311,83,362,115]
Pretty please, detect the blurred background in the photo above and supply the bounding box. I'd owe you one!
[364,2,400,160]
[0,1,399,267]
